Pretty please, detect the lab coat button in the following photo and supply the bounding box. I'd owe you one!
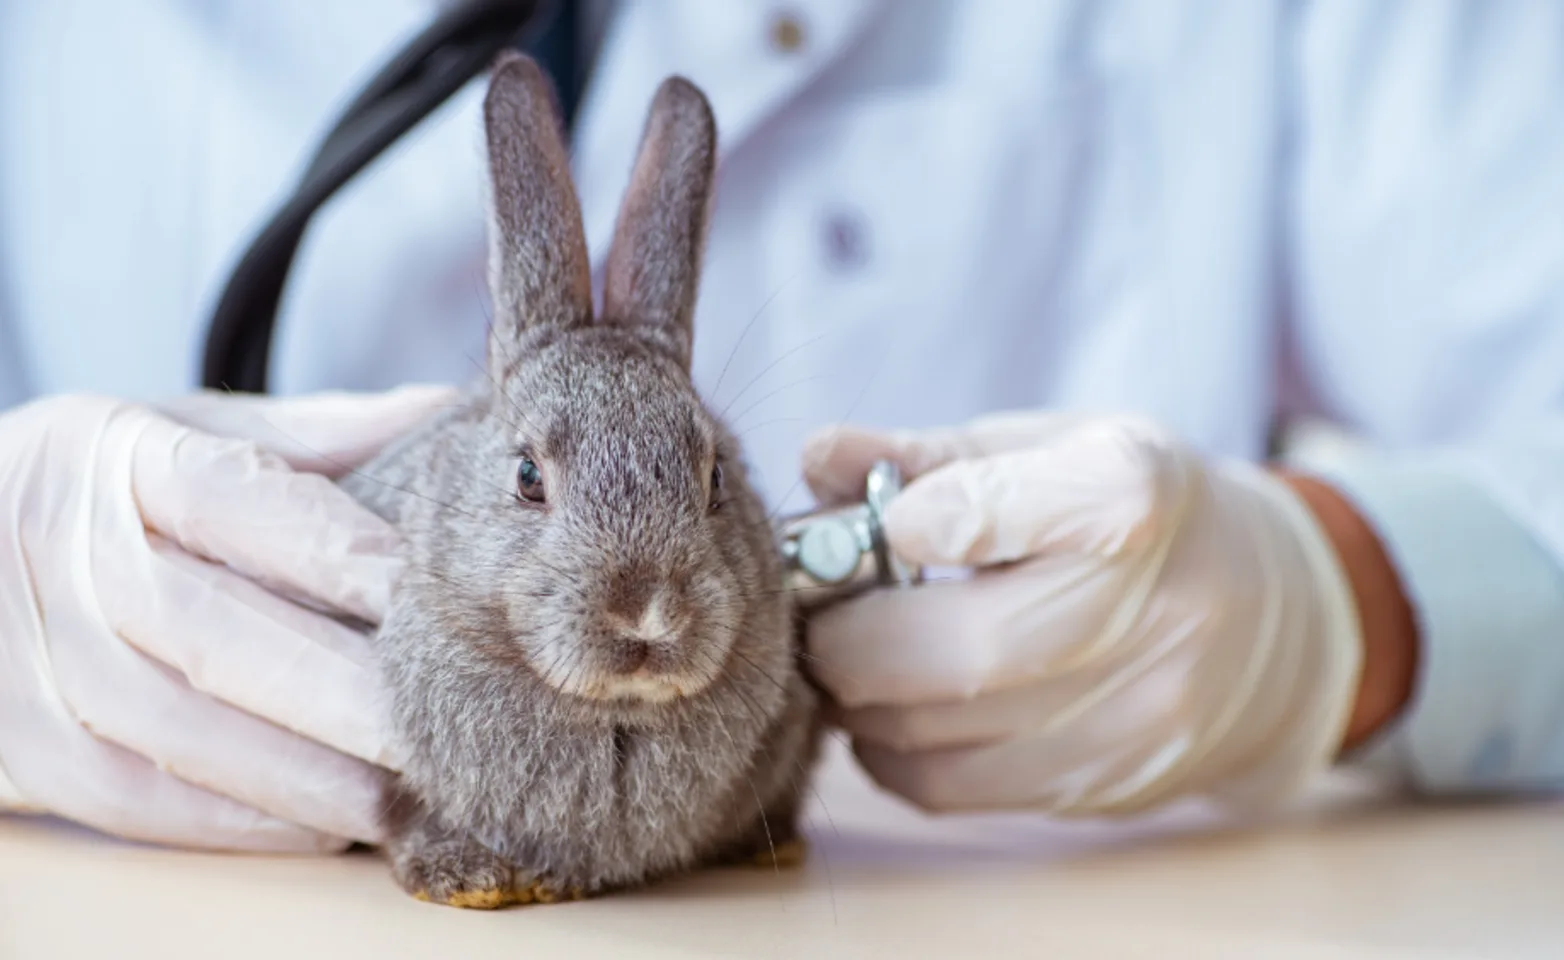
[821,209,870,271]
[768,12,806,54]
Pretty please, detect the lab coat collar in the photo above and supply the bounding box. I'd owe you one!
[571,0,887,272]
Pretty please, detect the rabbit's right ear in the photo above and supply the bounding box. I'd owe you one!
[482,51,593,366]
[599,76,717,371]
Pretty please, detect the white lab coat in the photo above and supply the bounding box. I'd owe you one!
[3,0,1564,795]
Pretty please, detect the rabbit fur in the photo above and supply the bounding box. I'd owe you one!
[338,52,823,908]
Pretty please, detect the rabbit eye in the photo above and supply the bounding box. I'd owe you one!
[516,456,546,503]
[708,462,724,510]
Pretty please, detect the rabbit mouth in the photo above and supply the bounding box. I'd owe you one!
[526,640,725,706]
[579,673,686,704]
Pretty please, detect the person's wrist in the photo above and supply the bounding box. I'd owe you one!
[1273,470,1420,753]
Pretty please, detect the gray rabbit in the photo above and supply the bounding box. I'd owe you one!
[339,52,823,909]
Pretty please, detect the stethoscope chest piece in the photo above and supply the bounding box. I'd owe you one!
[779,460,923,611]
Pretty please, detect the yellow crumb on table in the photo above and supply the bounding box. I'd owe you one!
[745,838,807,869]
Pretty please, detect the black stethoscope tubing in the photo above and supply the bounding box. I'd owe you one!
[200,0,550,394]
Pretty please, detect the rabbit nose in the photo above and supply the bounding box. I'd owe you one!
[603,565,658,622]
[604,589,679,648]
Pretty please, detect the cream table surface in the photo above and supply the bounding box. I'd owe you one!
[2,738,1560,960]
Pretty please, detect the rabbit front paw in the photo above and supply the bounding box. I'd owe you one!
[391,835,587,909]
[393,836,520,909]
[384,794,585,909]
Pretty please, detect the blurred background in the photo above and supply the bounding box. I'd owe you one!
[2,0,1559,513]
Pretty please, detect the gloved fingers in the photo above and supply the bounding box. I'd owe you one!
[126,406,404,624]
[804,558,1126,709]
[800,410,1101,506]
[852,739,1101,815]
[153,384,460,475]
[834,660,1122,753]
[3,724,351,854]
[97,533,396,772]
[45,539,391,843]
[0,766,36,813]
[0,615,349,852]
[882,417,1188,569]
[850,688,1190,816]
[60,659,390,846]
[800,423,932,507]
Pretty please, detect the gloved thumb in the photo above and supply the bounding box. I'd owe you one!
[882,417,1194,568]
[801,410,1097,506]
[154,384,460,476]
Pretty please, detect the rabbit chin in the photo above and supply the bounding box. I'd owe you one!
[584,673,687,704]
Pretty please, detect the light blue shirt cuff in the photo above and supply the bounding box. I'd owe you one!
[1313,459,1564,795]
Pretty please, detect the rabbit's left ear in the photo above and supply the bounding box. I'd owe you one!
[483,51,595,353]
[599,76,718,370]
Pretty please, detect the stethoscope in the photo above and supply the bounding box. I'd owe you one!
[199,0,921,610]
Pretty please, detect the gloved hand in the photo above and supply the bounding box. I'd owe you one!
[0,385,455,853]
[801,411,1364,817]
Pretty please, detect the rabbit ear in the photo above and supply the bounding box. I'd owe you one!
[600,76,718,369]
[483,51,593,361]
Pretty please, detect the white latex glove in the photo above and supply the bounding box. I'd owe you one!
[801,411,1364,817]
[0,386,455,853]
